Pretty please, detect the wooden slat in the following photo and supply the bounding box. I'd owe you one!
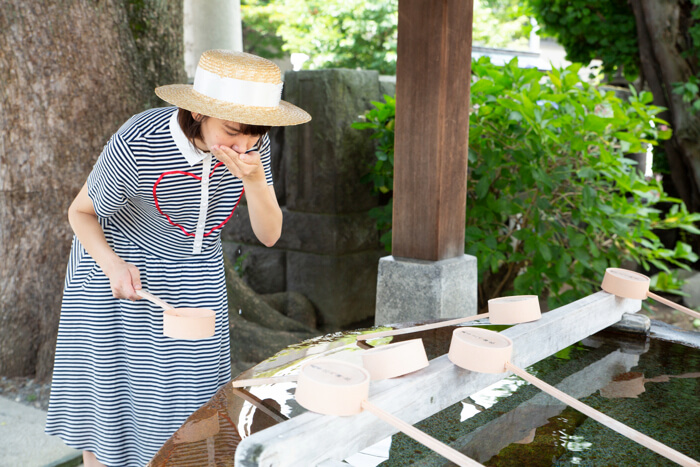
[392,0,474,261]
[234,292,641,466]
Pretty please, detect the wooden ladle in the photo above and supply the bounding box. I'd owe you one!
[448,327,699,467]
[295,359,482,467]
[357,295,541,342]
[601,268,700,320]
[136,290,216,340]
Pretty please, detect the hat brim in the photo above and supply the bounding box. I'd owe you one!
[155,84,311,127]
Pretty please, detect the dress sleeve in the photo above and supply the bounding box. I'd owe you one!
[87,132,139,219]
[257,133,274,186]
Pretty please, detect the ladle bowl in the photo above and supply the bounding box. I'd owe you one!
[361,339,429,380]
[488,295,541,324]
[601,267,700,321]
[163,307,216,340]
[294,359,482,466]
[601,268,650,300]
[448,327,512,373]
[357,295,541,342]
[295,359,371,416]
[136,290,216,340]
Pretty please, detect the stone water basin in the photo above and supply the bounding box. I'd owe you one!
[149,319,700,466]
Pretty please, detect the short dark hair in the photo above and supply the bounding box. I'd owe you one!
[177,108,271,150]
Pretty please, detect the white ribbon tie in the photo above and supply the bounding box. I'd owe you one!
[193,67,283,108]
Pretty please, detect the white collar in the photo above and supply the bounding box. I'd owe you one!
[169,108,208,166]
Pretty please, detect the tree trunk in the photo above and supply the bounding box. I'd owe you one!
[631,1,700,216]
[0,0,184,379]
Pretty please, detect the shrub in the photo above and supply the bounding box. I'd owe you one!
[353,58,700,310]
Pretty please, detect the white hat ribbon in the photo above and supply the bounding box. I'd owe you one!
[193,67,283,108]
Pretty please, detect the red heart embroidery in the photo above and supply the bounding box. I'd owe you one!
[153,161,244,237]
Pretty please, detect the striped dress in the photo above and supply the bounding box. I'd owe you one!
[45,107,272,466]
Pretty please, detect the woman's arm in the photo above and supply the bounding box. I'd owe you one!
[241,182,282,247]
[68,182,142,299]
[211,146,282,247]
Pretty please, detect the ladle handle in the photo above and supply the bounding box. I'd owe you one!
[231,375,298,388]
[357,313,489,341]
[505,362,699,467]
[360,400,482,467]
[646,292,700,320]
[135,290,174,311]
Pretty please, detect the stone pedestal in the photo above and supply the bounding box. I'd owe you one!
[375,255,478,325]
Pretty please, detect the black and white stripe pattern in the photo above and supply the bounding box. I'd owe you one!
[46,107,268,466]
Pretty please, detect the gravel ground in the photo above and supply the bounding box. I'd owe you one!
[0,375,52,411]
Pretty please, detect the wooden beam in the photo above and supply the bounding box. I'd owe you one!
[234,292,641,466]
[392,0,474,261]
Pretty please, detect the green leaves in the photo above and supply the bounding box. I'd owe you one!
[529,0,640,79]
[358,57,697,307]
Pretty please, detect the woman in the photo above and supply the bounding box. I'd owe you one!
[45,50,311,467]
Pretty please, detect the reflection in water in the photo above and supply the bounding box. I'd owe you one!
[513,428,535,445]
[461,375,529,421]
[239,383,298,437]
[344,436,393,467]
[599,371,700,399]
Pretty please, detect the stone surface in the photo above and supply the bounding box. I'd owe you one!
[223,242,286,295]
[229,316,314,368]
[283,69,381,214]
[609,312,651,335]
[375,255,478,325]
[680,270,700,310]
[260,291,318,329]
[222,206,379,255]
[0,396,81,467]
[379,75,396,98]
[286,250,384,330]
[224,255,314,335]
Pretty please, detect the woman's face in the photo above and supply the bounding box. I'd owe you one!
[193,112,261,154]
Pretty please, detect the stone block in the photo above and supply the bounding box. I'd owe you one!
[609,312,650,335]
[286,250,384,330]
[375,255,478,326]
[222,206,380,255]
[268,126,286,204]
[223,242,286,294]
[260,291,318,329]
[283,69,381,214]
[379,75,396,98]
[680,270,700,310]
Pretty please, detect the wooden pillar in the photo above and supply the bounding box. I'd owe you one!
[392,0,474,261]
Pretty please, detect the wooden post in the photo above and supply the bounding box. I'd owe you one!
[392,0,474,261]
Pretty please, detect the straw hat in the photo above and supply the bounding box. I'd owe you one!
[155,50,311,126]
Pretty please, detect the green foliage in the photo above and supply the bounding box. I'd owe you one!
[671,0,700,114]
[241,0,532,73]
[356,58,700,308]
[672,76,700,113]
[473,0,532,50]
[352,96,395,247]
[243,0,399,74]
[241,0,286,60]
[234,253,249,278]
[649,271,688,297]
[527,0,639,79]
